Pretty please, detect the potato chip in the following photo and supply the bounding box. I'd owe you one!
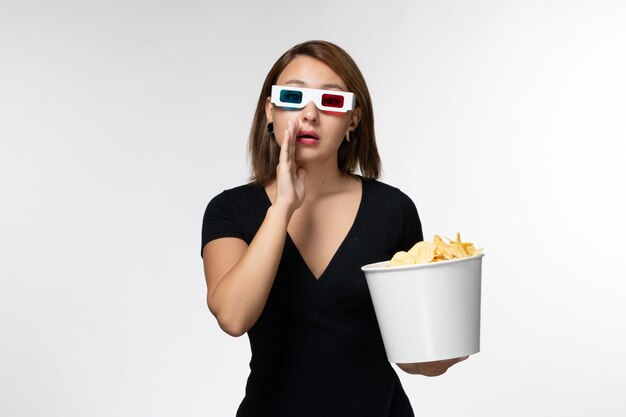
[465,244,479,256]
[388,233,482,267]
[389,251,417,266]
[450,242,468,258]
[433,235,448,258]
[408,241,436,263]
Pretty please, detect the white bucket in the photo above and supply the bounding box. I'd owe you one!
[361,254,483,363]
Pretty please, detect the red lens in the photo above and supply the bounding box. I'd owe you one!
[321,93,344,108]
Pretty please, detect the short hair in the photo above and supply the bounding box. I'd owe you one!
[247,40,381,185]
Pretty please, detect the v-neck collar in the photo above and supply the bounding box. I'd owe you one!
[258,176,367,281]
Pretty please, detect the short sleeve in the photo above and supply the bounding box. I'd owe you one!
[397,192,423,252]
[201,191,245,257]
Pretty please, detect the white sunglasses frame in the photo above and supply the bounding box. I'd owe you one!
[270,85,356,113]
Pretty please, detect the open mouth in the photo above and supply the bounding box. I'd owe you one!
[296,130,320,144]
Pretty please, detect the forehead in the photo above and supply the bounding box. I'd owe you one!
[276,56,347,90]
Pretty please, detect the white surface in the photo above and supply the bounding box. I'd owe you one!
[363,255,482,363]
[1,1,625,416]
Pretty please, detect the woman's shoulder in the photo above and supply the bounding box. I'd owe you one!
[210,181,264,203]
[221,181,261,195]
[360,177,423,248]
[361,176,419,216]
[202,182,268,247]
[362,177,413,201]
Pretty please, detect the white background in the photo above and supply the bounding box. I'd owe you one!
[1,0,625,416]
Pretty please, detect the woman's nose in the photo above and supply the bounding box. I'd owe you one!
[300,101,319,123]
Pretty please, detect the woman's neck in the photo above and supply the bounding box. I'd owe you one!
[298,160,355,200]
[264,159,358,204]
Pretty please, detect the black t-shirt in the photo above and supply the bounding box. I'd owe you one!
[202,177,423,417]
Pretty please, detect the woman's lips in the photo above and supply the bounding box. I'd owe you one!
[296,137,319,144]
[296,130,320,145]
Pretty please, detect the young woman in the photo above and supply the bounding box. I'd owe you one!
[201,40,467,417]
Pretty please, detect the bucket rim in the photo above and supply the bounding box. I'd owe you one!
[361,253,484,272]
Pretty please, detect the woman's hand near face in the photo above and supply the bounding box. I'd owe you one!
[396,356,469,377]
[274,119,306,216]
[203,118,305,337]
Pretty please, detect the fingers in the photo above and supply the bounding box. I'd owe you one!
[284,124,293,163]
[296,166,306,181]
[398,355,470,377]
[287,119,298,162]
[450,356,469,366]
[279,125,289,166]
[296,165,306,189]
[439,356,468,368]
[421,356,468,366]
[278,119,298,166]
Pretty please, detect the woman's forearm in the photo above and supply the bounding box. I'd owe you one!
[208,204,292,336]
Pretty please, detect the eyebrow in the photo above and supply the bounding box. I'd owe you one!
[283,79,346,90]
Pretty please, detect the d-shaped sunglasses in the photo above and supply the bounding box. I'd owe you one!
[270,85,355,113]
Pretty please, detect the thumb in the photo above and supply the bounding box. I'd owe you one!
[296,166,306,183]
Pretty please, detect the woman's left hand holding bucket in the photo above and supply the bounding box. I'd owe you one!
[396,355,469,377]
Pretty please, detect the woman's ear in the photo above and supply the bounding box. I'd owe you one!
[265,97,274,123]
[349,107,362,131]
